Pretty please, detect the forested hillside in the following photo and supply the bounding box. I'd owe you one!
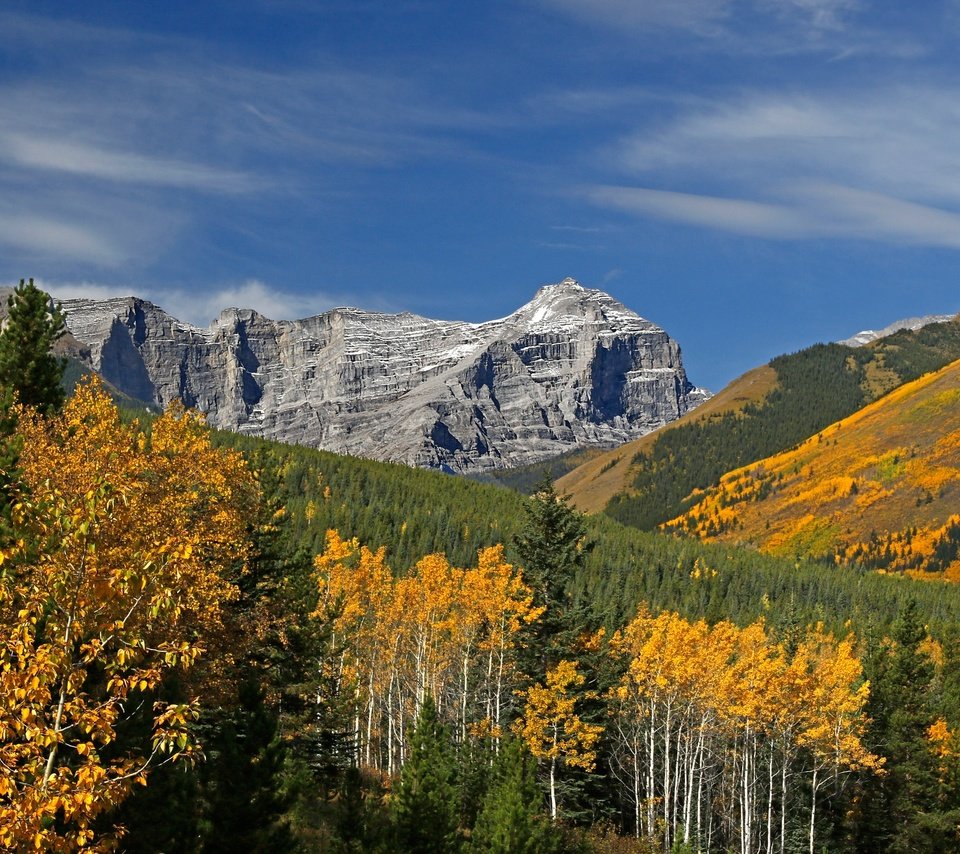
[584,318,960,530]
[664,356,960,576]
[210,428,960,636]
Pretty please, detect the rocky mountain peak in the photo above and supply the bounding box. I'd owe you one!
[510,279,654,335]
[58,279,709,473]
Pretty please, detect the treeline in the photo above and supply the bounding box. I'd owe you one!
[306,529,883,852]
[607,319,960,531]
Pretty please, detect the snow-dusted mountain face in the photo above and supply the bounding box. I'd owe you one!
[839,314,957,347]
[59,278,710,473]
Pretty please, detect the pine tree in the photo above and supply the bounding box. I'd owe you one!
[514,474,591,674]
[0,279,67,535]
[0,278,67,414]
[469,737,561,853]
[392,695,461,852]
[199,681,295,853]
[856,600,944,853]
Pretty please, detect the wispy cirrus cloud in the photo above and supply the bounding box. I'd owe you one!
[541,0,733,34]
[586,184,960,248]
[539,0,928,58]
[0,10,500,274]
[584,84,960,248]
[1,133,262,193]
[0,216,126,266]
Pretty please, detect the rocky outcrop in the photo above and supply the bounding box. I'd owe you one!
[59,278,709,472]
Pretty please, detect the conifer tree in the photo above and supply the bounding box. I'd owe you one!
[514,474,591,673]
[392,695,461,852]
[199,681,295,854]
[469,737,561,853]
[0,278,67,534]
[856,599,944,853]
[0,278,67,414]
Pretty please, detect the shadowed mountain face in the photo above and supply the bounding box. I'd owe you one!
[58,278,709,473]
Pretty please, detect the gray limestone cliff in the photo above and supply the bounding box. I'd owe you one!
[58,278,710,472]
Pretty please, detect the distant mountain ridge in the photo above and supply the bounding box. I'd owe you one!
[56,278,709,473]
[840,313,957,347]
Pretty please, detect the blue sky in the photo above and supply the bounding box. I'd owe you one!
[3,1,960,390]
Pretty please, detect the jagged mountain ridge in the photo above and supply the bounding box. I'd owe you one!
[840,313,957,347]
[58,278,710,472]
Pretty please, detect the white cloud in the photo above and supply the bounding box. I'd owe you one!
[539,0,919,57]
[541,0,731,34]
[0,14,501,274]
[159,280,342,325]
[587,185,811,237]
[797,183,960,247]
[45,279,346,327]
[615,88,960,205]
[585,182,960,248]
[588,85,960,248]
[0,216,126,265]
[42,281,135,302]
[1,134,261,193]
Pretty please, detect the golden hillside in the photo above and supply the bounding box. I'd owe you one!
[664,359,960,579]
[557,364,777,512]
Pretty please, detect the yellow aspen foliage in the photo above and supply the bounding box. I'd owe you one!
[607,606,879,850]
[311,534,538,772]
[515,659,601,819]
[0,378,257,851]
[927,717,957,785]
[794,628,880,774]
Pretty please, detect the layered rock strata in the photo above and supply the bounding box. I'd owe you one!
[59,278,709,472]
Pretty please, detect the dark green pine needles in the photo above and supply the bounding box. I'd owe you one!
[0,277,67,415]
[392,696,461,852]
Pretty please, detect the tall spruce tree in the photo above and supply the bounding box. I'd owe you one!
[392,696,461,852]
[0,278,67,414]
[0,278,67,535]
[468,737,561,854]
[514,475,604,827]
[514,474,591,674]
[198,681,295,854]
[856,600,947,853]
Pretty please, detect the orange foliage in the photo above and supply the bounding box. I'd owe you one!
[312,532,540,772]
[0,379,256,851]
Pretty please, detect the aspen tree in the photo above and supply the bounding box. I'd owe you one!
[0,379,256,850]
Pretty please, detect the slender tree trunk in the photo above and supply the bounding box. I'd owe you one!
[664,699,673,850]
[550,756,558,820]
[647,697,656,841]
[461,648,470,745]
[634,741,642,838]
[485,646,494,727]
[767,745,774,854]
[387,669,395,775]
[781,739,788,854]
[809,768,818,854]
[673,717,684,839]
